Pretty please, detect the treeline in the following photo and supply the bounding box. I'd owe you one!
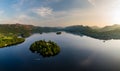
[0,36,25,48]
[0,24,33,37]
[63,25,120,40]
[1,23,120,40]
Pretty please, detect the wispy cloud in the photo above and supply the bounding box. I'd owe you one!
[33,7,53,17]
[15,14,31,23]
[46,0,61,3]
[88,0,96,6]
[12,0,28,11]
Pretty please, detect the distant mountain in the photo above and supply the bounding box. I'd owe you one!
[0,24,34,37]
[101,24,120,32]
[91,26,100,29]
[63,24,120,40]
[1,23,120,40]
[0,24,61,37]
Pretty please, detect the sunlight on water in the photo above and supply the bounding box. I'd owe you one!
[0,32,120,71]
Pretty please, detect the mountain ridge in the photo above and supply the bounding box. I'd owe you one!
[0,23,120,40]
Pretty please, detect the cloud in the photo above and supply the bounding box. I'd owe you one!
[14,14,36,24]
[18,0,27,6]
[12,0,28,11]
[0,14,34,25]
[43,0,61,4]
[88,0,96,6]
[81,53,96,66]
[46,0,61,2]
[16,14,30,21]
[33,7,53,17]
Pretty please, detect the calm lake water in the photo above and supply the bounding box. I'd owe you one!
[0,32,120,71]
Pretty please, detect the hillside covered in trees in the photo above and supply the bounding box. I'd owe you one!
[1,23,120,40]
[63,24,120,40]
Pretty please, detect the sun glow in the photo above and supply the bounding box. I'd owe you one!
[111,9,120,24]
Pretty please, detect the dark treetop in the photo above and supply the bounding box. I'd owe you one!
[30,40,60,57]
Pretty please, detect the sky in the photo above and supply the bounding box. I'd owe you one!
[0,0,120,27]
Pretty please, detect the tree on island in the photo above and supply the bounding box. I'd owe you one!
[30,40,60,57]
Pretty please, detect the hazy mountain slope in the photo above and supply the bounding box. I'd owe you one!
[100,24,120,31]
[0,24,34,37]
[63,25,120,40]
[0,24,120,40]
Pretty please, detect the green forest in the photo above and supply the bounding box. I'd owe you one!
[0,34,25,48]
[30,40,60,57]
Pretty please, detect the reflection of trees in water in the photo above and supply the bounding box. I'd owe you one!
[65,31,84,37]
[29,40,60,57]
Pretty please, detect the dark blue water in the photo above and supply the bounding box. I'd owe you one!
[0,32,120,71]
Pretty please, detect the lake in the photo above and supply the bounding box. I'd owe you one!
[0,32,120,71]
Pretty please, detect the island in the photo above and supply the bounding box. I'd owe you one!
[30,40,60,57]
[56,32,62,35]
